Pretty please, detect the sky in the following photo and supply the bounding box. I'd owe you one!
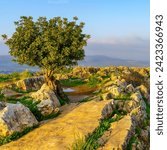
[0,0,150,61]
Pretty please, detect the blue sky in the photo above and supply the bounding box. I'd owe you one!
[0,0,150,61]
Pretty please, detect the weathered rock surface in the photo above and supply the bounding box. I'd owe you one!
[136,84,149,99]
[31,84,60,116]
[37,99,55,116]
[125,84,135,93]
[0,102,38,137]
[99,115,135,150]
[16,76,45,91]
[0,100,114,150]
[109,85,122,97]
[0,89,22,98]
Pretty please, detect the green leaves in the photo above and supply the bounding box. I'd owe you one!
[2,16,90,73]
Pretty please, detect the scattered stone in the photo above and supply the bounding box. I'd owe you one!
[101,92,112,100]
[125,84,135,93]
[0,103,38,137]
[130,91,143,103]
[116,79,127,89]
[136,84,149,99]
[109,85,122,97]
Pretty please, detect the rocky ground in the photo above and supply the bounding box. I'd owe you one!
[0,66,150,150]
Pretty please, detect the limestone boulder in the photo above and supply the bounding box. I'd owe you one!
[130,106,147,126]
[136,85,149,99]
[109,85,122,97]
[99,115,135,150]
[130,91,143,103]
[101,100,115,119]
[31,84,60,116]
[114,100,139,113]
[37,99,56,116]
[0,102,38,137]
[16,76,45,91]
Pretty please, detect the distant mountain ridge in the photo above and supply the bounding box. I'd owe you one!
[0,55,149,73]
[79,55,149,67]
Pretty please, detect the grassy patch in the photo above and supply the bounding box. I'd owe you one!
[0,96,60,121]
[0,125,38,146]
[126,135,137,150]
[86,75,101,87]
[60,78,86,87]
[0,70,33,83]
[114,93,131,100]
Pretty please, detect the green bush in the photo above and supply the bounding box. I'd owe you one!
[87,75,101,87]
[60,78,85,87]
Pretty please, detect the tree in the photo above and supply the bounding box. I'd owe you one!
[2,16,90,100]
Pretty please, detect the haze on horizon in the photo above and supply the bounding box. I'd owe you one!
[0,0,149,62]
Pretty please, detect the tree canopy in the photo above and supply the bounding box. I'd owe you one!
[2,16,90,75]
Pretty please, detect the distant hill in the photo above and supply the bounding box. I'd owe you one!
[79,55,149,67]
[0,55,149,73]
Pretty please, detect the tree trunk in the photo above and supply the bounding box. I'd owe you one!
[44,74,69,103]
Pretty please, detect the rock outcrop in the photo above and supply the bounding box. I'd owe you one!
[0,102,38,137]
[99,115,135,150]
[0,100,114,150]
[16,76,45,91]
[31,84,60,116]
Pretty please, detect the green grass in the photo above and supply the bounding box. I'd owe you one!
[0,96,60,121]
[86,75,101,87]
[60,78,86,87]
[0,125,38,146]
[0,70,33,83]
[114,93,131,100]
[126,135,137,150]
[71,113,122,150]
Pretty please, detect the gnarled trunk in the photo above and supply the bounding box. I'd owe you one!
[44,74,69,102]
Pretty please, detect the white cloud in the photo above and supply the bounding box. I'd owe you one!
[86,36,150,61]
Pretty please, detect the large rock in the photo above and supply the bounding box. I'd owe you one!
[130,106,147,126]
[114,100,139,113]
[0,100,114,150]
[99,115,135,150]
[130,91,143,103]
[0,102,38,137]
[37,99,55,116]
[16,76,45,91]
[136,84,149,99]
[31,84,60,116]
